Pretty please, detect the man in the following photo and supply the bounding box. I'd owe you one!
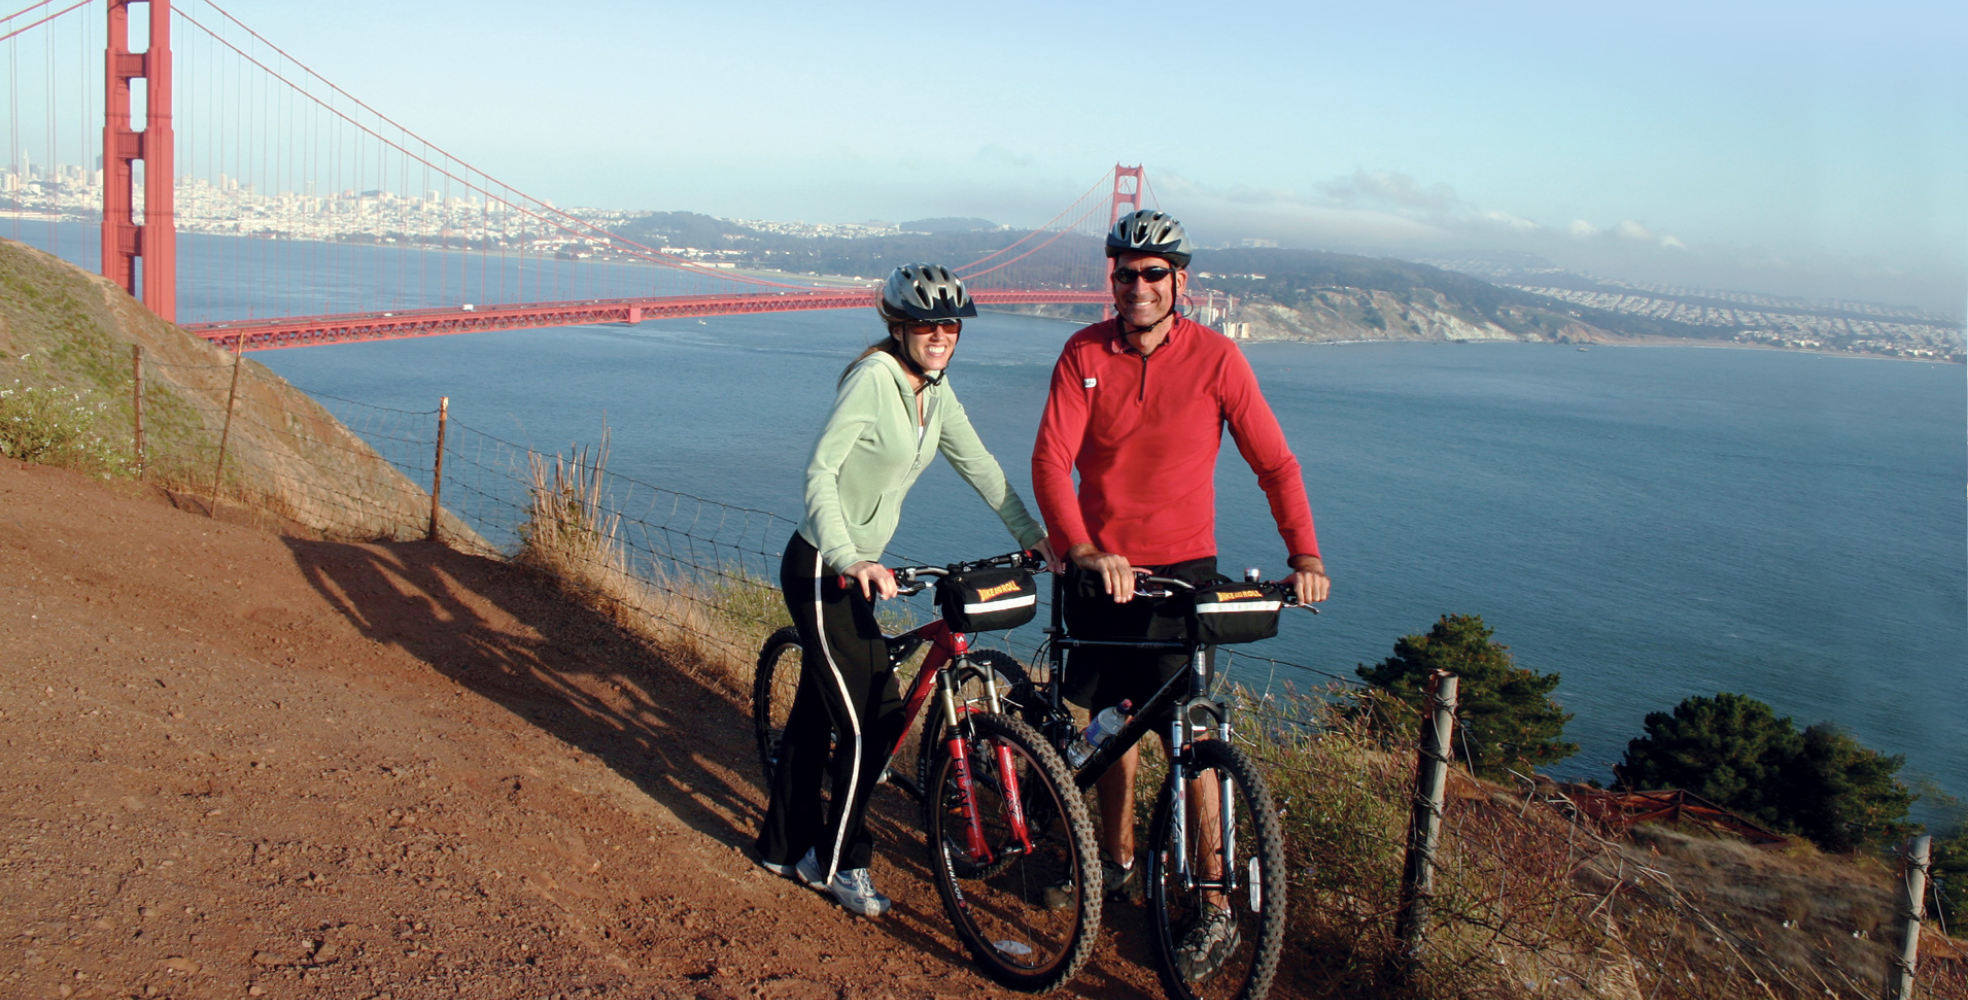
[1031,209,1330,969]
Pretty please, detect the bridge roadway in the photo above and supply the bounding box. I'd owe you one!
[183,289,1114,351]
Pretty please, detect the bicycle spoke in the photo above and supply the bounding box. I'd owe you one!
[924,713,1100,992]
[1147,740,1287,1000]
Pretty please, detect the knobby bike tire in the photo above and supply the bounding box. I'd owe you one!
[751,626,807,787]
[913,648,1033,818]
[923,712,1101,993]
[1145,739,1288,1000]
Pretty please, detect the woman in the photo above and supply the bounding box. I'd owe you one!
[755,263,1051,916]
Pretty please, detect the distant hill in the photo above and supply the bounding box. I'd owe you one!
[899,217,999,234]
[1191,248,1720,345]
[611,211,757,251]
[1417,252,1964,361]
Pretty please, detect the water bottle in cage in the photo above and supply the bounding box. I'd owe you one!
[1066,700,1132,769]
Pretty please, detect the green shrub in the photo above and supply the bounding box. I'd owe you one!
[0,379,130,476]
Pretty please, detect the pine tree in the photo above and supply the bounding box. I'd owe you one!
[1616,692,1801,829]
[1619,693,1918,851]
[1355,614,1576,780]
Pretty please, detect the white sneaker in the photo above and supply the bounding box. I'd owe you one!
[793,847,826,889]
[826,867,892,917]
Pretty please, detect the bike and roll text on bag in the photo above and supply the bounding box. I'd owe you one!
[935,566,1039,633]
[1188,580,1287,645]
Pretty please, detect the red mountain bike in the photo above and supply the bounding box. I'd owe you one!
[752,550,1099,992]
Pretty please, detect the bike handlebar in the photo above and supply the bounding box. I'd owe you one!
[848,549,1046,597]
[1131,571,1318,612]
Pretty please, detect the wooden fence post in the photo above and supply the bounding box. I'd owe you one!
[131,344,145,479]
[1392,670,1458,981]
[1886,834,1932,1000]
[428,396,449,542]
[211,337,244,510]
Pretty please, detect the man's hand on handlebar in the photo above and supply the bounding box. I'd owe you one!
[1068,543,1137,603]
[1287,554,1331,606]
[843,560,898,600]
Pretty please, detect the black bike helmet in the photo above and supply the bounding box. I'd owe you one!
[877,263,978,324]
[1105,210,1194,267]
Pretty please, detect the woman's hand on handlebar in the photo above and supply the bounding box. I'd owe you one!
[843,560,898,600]
[1068,542,1136,603]
[1287,554,1331,606]
[1032,536,1061,575]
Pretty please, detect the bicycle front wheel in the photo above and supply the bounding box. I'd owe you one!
[1145,739,1288,1000]
[923,712,1100,992]
[914,648,1033,811]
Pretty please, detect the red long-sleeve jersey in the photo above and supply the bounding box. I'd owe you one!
[1031,317,1320,566]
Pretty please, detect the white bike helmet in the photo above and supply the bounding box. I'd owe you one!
[1105,210,1194,268]
[878,263,978,324]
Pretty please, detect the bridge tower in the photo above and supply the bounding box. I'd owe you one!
[102,0,175,322]
[1107,164,1145,231]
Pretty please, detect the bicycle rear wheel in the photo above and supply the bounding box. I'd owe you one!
[752,626,807,786]
[923,712,1100,992]
[1145,739,1288,1000]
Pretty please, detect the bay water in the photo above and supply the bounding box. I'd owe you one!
[12,225,1966,818]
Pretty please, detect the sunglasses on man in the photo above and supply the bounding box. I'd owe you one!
[1111,266,1175,285]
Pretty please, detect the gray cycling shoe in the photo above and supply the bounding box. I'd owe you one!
[1174,904,1241,983]
[826,867,892,917]
[1102,857,1144,903]
[1043,856,1140,910]
[793,848,826,888]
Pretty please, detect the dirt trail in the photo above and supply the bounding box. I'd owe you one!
[0,461,1222,1000]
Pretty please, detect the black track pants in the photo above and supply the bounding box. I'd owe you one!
[755,532,904,879]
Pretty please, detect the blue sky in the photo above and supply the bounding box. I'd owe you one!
[21,0,1968,312]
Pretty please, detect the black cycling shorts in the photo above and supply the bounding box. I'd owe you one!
[1060,556,1219,725]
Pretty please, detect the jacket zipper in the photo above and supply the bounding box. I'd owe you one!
[911,387,932,471]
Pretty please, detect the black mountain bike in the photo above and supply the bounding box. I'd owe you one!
[752,551,1100,992]
[1015,569,1307,1000]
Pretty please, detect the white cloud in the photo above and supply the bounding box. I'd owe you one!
[1317,169,1461,216]
[1481,209,1542,232]
[1569,220,1601,239]
[1615,219,1655,242]
[1660,235,1688,250]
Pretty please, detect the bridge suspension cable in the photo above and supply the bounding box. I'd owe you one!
[1,1,1149,348]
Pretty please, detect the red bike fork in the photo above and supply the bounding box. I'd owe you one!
[943,728,994,864]
[993,739,1035,853]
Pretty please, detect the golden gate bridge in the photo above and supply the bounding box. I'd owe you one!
[0,1,1227,351]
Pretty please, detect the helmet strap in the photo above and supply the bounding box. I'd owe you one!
[1117,303,1182,345]
[888,325,945,389]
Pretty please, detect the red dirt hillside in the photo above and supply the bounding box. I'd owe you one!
[0,459,1230,1000]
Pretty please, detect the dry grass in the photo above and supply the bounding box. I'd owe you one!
[1222,684,1966,1000]
[513,432,784,698]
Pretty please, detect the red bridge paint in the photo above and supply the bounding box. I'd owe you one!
[182,290,1115,351]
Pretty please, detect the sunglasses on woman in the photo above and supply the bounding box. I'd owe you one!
[1111,266,1175,285]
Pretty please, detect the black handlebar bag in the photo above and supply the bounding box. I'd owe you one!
[1189,582,1286,645]
[936,567,1039,633]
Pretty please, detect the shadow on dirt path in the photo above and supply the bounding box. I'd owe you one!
[282,537,763,850]
[280,535,1189,998]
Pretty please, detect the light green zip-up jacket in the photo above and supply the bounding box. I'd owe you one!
[798,350,1046,573]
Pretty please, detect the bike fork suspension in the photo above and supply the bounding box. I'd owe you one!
[939,674,995,864]
[1170,718,1189,887]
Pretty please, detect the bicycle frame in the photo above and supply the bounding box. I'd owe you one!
[885,613,1033,865]
[1040,573,1241,894]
